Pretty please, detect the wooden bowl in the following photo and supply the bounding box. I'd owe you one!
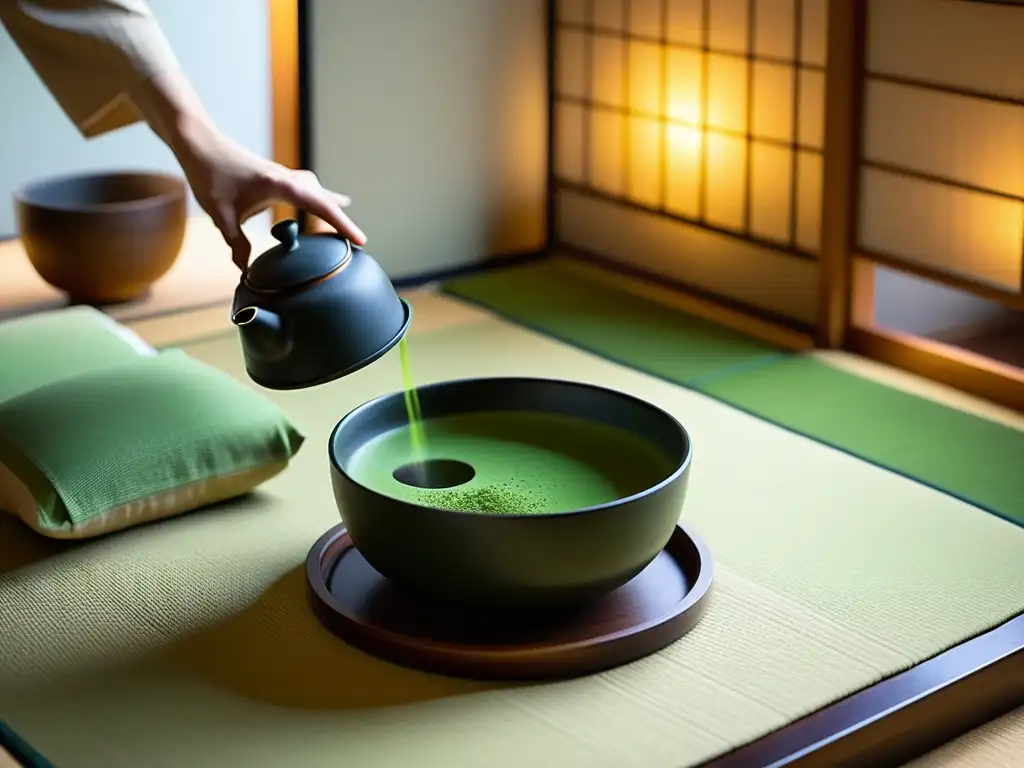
[14,171,188,304]
[328,377,693,607]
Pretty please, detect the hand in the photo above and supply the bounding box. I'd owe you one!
[131,69,366,271]
[172,119,367,270]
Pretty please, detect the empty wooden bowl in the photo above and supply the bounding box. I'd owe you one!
[15,171,188,304]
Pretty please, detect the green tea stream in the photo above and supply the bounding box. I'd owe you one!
[397,337,426,460]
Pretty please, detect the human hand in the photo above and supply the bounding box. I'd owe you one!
[172,120,366,271]
[131,69,366,271]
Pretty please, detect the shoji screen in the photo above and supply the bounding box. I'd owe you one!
[551,0,827,326]
[858,0,1024,304]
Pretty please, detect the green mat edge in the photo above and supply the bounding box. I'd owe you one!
[441,277,1023,531]
[0,720,54,768]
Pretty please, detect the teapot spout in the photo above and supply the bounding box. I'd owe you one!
[231,306,291,361]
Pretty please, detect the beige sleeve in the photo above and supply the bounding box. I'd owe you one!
[0,0,180,138]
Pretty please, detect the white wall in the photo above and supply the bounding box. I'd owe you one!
[309,0,548,279]
[0,0,272,238]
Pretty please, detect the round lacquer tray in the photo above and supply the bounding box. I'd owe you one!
[306,522,714,681]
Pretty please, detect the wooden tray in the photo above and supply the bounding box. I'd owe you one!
[306,522,714,680]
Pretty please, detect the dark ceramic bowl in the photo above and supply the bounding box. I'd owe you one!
[328,377,693,606]
[15,171,188,304]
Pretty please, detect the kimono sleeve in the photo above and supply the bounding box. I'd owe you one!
[0,0,180,137]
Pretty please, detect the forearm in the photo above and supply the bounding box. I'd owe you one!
[128,68,214,152]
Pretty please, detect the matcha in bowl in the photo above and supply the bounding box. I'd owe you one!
[329,377,693,606]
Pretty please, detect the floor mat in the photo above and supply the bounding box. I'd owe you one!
[908,704,1024,767]
[440,257,784,382]
[443,258,1024,525]
[698,356,1024,526]
[2,305,1024,768]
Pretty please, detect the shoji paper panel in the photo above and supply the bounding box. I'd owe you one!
[557,30,587,98]
[552,0,828,324]
[860,0,1024,291]
[864,81,1024,200]
[868,0,1024,101]
[558,188,820,323]
[593,0,625,30]
[558,0,588,24]
[859,169,1023,291]
[630,0,663,37]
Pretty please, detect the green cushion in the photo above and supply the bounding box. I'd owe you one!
[0,307,155,404]
[0,349,304,539]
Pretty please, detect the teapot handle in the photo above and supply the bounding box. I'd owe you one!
[271,219,301,251]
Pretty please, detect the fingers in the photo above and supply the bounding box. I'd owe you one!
[214,204,252,271]
[229,232,252,272]
[299,191,366,245]
[211,167,363,273]
[305,214,333,234]
[323,205,367,246]
[280,170,367,245]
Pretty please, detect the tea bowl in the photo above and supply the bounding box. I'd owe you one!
[328,376,693,607]
[15,170,187,304]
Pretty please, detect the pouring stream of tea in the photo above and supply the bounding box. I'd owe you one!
[398,337,427,462]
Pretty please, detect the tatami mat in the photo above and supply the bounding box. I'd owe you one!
[2,295,1023,767]
[908,705,1024,768]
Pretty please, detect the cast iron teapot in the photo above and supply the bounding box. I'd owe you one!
[231,219,411,390]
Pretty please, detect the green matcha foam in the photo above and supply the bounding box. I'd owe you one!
[347,410,675,516]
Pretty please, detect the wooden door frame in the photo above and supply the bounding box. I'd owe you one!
[815,0,864,349]
[269,0,302,223]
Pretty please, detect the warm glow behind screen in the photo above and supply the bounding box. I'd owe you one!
[552,0,1024,317]
[553,0,828,258]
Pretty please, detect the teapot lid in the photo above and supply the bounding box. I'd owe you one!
[244,219,351,292]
